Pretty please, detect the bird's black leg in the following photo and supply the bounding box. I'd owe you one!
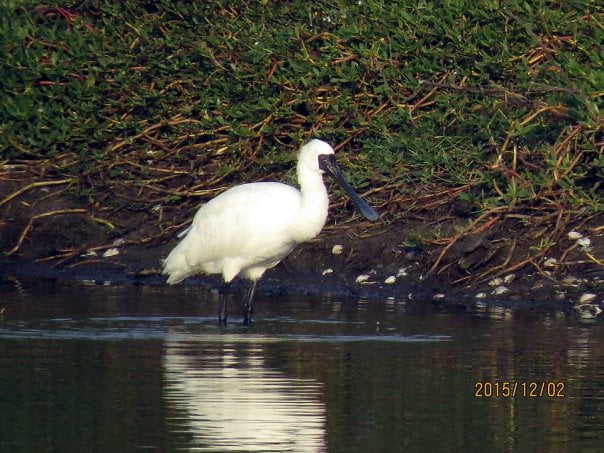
[242,280,257,326]
[218,281,229,325]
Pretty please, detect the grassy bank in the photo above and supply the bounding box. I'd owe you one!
[1,1,602,279]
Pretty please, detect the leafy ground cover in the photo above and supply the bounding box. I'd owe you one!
[1,0,602,291]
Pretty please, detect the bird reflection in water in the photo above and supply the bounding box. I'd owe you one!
[163,336,326,451]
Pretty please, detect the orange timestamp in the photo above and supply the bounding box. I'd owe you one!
[474,381,565,398]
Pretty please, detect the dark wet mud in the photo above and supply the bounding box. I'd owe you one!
[1,177,602,316]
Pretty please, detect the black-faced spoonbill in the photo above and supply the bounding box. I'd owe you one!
[162,139,379,324]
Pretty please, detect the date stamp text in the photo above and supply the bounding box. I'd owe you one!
[474,381,565,398]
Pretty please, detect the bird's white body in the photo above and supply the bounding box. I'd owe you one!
[163,139,332,285]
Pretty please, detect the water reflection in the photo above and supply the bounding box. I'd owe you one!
[164,336,326,452]
[0,278,602,452]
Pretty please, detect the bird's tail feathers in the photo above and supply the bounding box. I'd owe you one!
[162,242,193,285]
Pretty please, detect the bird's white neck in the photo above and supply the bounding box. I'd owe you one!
[290,165,330,243]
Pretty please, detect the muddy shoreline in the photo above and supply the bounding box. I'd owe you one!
[1,176,602,316]
[1,221,602,317]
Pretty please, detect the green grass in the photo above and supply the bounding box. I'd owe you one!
[1,0,602,232]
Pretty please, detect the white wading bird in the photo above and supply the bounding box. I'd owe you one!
[162,139,379,324]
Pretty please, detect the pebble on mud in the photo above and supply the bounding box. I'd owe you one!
[579,293,597,304]
[331,244,344,255]
[503,274,516,284]
[396,267,409,277]
[322,268,334,276]
[562,275,580,286]
[356,274,371,284]
[102,248,120,258]
[567,231,583,240]
[576,237,591,249]
[543,257,558,268]
[433,293,445,300]
[492,286,509,295]
[488,277,504,286]
[384,276,396,284]
[574,304,602,319]
[475,292,487,299]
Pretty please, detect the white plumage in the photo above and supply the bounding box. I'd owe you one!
[162,139,378,323]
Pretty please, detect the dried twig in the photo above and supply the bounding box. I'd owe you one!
[0,179,76,208]
[6,209,87,256]
[426,207,509,275]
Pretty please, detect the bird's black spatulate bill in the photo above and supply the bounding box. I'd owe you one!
[319,154,379,221]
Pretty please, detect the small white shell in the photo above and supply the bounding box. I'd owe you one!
[102,248,120,257]
[355,274,370,283]
[396,268,408,277]
[322,268,334,276]
[562,275,580,286]
[503,274,516,284]
[576,237,591,248]
[567,231,583,240]
[574,304,602,319]
[543,257,558,268]
[492,286,509,295]
[433,293,445,300]
[475,292,487,299]
[579,293,597,304]
[384,276,396,284]
[331,244,344,255]
[488,277,504,286]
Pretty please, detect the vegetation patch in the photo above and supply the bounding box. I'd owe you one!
[1,1,602,287]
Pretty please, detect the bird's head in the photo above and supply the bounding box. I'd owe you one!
[297,139,379,222]
[298,139,335,174]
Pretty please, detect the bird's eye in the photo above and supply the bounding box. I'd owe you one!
[318,154,328,171]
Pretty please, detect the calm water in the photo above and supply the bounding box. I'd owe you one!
[0,278,602,452]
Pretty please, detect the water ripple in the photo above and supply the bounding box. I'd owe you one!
[0,316,451,344]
